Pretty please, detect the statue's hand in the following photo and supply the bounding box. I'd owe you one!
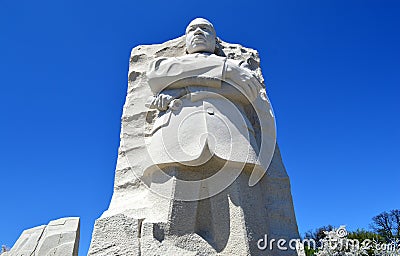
[151,93,174,111]
[224,62,261,102]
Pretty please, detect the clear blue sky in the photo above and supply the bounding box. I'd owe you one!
[1,0,399,255]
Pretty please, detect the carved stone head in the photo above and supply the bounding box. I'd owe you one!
[185,18,216,54]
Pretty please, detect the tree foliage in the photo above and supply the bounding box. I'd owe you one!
[304,225,334,242]
[304,225,334,256]
[302,210,400,255]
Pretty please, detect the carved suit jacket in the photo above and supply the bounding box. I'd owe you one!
[146,53,267,169]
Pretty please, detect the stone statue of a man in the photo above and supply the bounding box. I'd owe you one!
[88,18,301,256]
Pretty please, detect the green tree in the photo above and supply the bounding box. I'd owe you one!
[348,229,385,256]
[348,228,384,242]
[303,225,334,256]
[304,225,334,241]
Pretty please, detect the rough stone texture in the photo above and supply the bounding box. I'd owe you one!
[88,214,140,255]
[88,35,302,256]
[4,217,80,256]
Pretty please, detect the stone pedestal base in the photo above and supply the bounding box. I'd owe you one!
[89,148,301,256]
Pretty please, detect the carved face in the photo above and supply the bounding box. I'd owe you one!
[185,18,216,54]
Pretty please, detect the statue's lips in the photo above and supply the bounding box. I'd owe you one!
[192,36,207,44]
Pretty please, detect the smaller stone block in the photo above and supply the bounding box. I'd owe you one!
[5,217,80,256]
